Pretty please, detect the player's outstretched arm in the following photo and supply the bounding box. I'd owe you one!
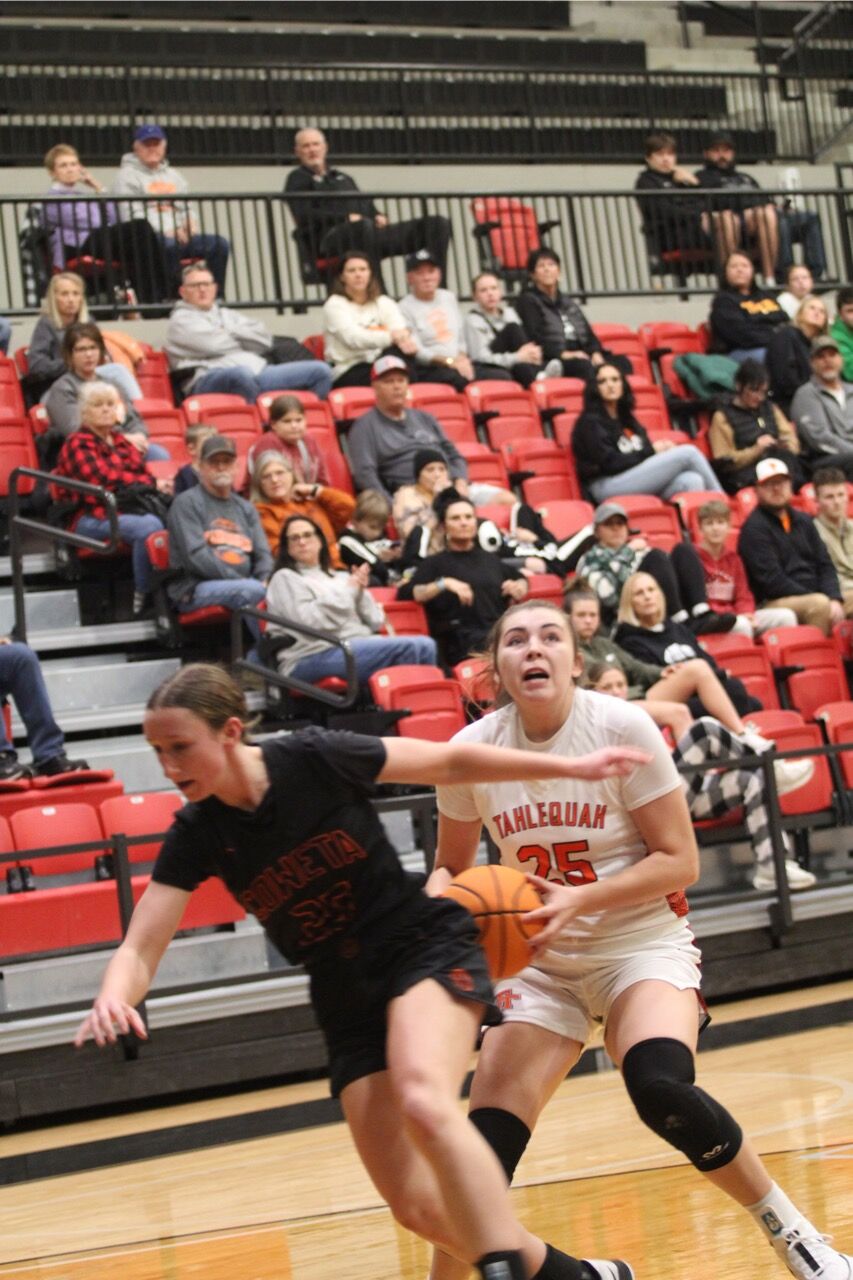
[379,737,650,789]
[74,881,191,1048]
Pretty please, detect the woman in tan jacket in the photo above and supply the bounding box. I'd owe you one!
[250,450,354,563]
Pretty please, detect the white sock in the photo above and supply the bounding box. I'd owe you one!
[672,609,688,623]
[691,603,711,616]
[746,1182,811,1244]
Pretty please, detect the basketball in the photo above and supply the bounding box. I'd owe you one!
[443,865,544,980]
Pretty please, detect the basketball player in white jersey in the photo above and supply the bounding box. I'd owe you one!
[428,601,852,1280]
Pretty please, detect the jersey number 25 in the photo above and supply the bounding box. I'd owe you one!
[517,840,597,886]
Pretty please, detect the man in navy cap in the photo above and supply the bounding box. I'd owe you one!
[112,124,230,292]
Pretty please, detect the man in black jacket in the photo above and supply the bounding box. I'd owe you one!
[737,457,842,634]
[283,127,451,276]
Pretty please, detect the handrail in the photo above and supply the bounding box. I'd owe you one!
[231,602,360,709]
[8,467,119,645]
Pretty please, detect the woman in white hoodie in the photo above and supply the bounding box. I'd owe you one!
[322,252,417,387]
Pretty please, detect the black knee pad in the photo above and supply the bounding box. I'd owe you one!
[469,1107,531,1183]
[621,1037,742,1171]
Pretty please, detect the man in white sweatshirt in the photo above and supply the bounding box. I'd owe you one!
[111,124,230,292]
[165,262,332,402]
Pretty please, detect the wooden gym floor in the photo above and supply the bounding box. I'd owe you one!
[0,981,851,1280]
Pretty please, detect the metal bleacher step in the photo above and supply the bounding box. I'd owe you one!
[12,656,180,737]
[0,551,57,585]
[0,588,80,635]
[23,619,158,653]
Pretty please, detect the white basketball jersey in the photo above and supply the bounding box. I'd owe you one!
[438,688,686,962]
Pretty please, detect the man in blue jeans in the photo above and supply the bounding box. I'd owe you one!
[166,434,272,638]
[0,638,88,781]
[165,262,332,402]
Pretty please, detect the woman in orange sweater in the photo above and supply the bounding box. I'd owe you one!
[250,450,354,563]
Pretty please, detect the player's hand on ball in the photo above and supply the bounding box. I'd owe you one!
[522,875,585,952]
[568,746,651,780]
[74,997,148,1048]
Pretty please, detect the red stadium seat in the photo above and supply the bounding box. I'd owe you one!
[475,503,511,529]
[533,499,595,540]
[28,404,50,435]
[501,438,575,482]
[464,381,535,423]
[746,714,834,818]
[470,197,558,280]
[592,326,653,382]
[328,385,375,426]
[815,701,853,788]
[523,474,582,505]
[369,665,466,741]
[703,638,780,710]
[181,395,261,451]
[100,792,184,864]
[456,442,511,489]
[0,776,123,823]
[380,600,431,636]
[551,410,583,450]
[301,333,325,360]
[406,384,478,443]
[0,357,26,419]
[638,322,709,357]
[453,657,496,710]
[483,413,545,450]
[0,424,39,497]
[526,573,565,606]
[530,377,585,421]
[616,494,682,550]
[135,349,174,405]
[10,802,105,878]
[255,389,334,431]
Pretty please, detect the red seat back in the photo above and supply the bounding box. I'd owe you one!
[11,802,105,877]
[100,792,184,863]
[471,197,543,271]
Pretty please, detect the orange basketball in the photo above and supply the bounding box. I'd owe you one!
[443,864,544,980]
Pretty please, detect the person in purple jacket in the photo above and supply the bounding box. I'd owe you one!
[41,143,169,303]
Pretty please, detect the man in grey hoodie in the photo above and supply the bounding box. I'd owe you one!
[165,263,332,402]
[111,124,230,292]
[790,335,853,479]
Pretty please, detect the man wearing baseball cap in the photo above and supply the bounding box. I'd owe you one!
[112,124,230,292]
[347,356,514,512]
[399,252,513,392]
[166,433,272,635]
[790,335,853,478]
[737,456,842,634]
[283,126,450,278]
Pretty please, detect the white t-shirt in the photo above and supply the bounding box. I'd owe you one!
[437,687,685,964]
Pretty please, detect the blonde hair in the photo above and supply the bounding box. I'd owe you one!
[146,663,253,741]
[617,572,665,627]
[250,449,294,502]
[42,272,89,329]
[353,488,391,525]
[794,293,828,335]
[44,143,78,174]
[697,499,731,526]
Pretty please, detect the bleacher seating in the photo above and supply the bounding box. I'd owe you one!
[368,665,466,741]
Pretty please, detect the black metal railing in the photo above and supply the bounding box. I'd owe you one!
[0,59,849,165]
[2,185,849,320]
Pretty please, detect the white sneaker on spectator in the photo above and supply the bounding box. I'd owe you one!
[536,358,564,381]
[773,756,815,794]
[753,860,817,892]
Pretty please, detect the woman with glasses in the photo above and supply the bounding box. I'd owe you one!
[571,364,722,503]
[265,514,437,684]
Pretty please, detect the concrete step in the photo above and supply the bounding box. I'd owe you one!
[0,588,80,635]
[24,619,158,653]
[11,656,180,736]
[18,733,173,793]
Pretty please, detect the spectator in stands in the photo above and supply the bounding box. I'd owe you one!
[709,358,804,491]
[112,124,230,292]
[250,450,354,563]
[265,513,436,683]
[515,249,632,383]
[571,362,722,501]
[165,263,332,403]
[463,271,556,388]
[765,294,830,416]
[813,466,853,616]
[283,127,451,278]
[694,498,797,638]
[322,251,416,387]
[633,131,709,265]
[790,335,853,476]
[830,286,853,380]
[576,500,734,632]
[173,422,216,496]
[42,143,169,303]
[393,448,456,544]
[586,658,816,892]
[167,434,271,636]
[43,324,168,462]
[397,490,528,666]
[695,132,827,283]
[54,380,169,614]
[29,273,143,405]
[338,489,402,586]
[0,316,10,354]
[613,571,764,722]
[246,394,327,486]
[567,584,763,729]
[738,457,843,634]
[709,251,788,362]
[398,250,512,390]
[347,355,515,506]
[0,638,89,784]
[776,264,815,320]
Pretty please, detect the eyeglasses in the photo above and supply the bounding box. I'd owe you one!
[184,280,215,289]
